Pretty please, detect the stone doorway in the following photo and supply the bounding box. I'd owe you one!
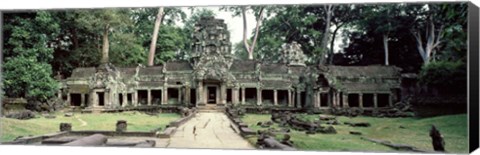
[207,86,217,104]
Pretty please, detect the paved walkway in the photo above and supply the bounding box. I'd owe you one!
[165,112,255,149]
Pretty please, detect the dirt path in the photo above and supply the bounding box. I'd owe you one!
[165,112,255,149]
[74,116,87,127]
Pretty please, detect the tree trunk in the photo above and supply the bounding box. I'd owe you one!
[249,7,265,59]
[148,7,165,66]
[242,7,253,60]
[320,5,333,65]
[101,24,110,64]
[383,34,389,66]
[328,23,343,65]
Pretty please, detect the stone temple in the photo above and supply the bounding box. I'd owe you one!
[60,17,402,113]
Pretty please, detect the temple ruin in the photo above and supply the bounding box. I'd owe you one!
[60,17,402,112]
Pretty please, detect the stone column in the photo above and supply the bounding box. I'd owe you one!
[80,93,85,107]
[257,88,262,106]
[221,84,227,105]
[105,91,111,107]
[185,87,191,106]
[163,88,168,105]
[133,91,138,106]
[196,82,203,106]
[287,90,292,107]
[317,92,321,108]
[336,93,341,107]
[177,88,182,104]
[67,93,71,106]
[343,93,348,108]
[373,93,378,108]
[273,90,278,106]
[389,93,393,107]
[327,92,331,107]
[147,89,152,106]
[296,90,301,108]
[359,94,364,108]
[123,93,128,107]
[233,88,239,105]
[241,87,246,105]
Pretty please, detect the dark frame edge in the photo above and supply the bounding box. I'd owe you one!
[468,2,480,153]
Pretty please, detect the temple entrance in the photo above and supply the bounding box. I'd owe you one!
[207,86,217,104]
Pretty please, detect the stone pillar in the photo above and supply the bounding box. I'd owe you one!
[373,93,378,108]
[232,88,239,105]
[241,87,246,105]
[257,88,262,106]
[105,91,110,107]
[287,90,292,107]
[336,93,341,107]
[343,93,348,108]
[177,88,182,104]
[359,94,364,108]
[80,93,85,107]
[185,86,191,106]
[196,82,202,106]
[221,84,227,105]
[327,92,331,107]
[389,93,393,107]
[123,93,128,107]
[163,88,168,105]
[67,93,71,106]
[317,92,321,108]
[273,90,278,106]
[133,91,138,106]
[296,90,301,108]
[147,89,152,106]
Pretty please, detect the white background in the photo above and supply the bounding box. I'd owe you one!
[1,0,479,155]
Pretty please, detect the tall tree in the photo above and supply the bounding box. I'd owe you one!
[75,9,132,64]
[222,6,266,60]
[148,7,165,66]
[358,4,405,65]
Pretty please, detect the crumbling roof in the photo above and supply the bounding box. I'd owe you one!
[262,80,291,89]
[289,66,307,74]
[70,67,96,79]
[165,61,192,71]
[68,84,90,93]
[261,63,288,74]
[230,60,257,72]
[327,66,401,78]
[118,67,137,79]
[139,66,163,76]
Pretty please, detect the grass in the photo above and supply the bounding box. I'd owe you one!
[0,111,180,142]
[241,113,468,153]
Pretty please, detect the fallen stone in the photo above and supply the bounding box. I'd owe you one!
[59,123,72,132]
[63,134,107,146]
[64,113,74,117]
[45,115,56,119]
[349,131,362,135]
[319,115,336,121]
[319,126,337,134]
[5,110,35,120]
[350,122,371,127]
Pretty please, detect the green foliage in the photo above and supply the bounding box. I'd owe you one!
[155,25,186,64]
[110,33,147,66]
[3,11,60,101]
[419,60,466,94]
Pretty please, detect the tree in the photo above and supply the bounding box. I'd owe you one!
[147,7,164,66]
[3,11,60,101]
[221,6,266,60]
[75,9,132,64]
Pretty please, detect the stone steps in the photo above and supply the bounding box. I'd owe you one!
[197,106,225,113]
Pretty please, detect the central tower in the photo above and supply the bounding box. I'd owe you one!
[191,17,236,107]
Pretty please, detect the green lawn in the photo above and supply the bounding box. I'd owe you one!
[0,112,180,142]
[241,113,468,153]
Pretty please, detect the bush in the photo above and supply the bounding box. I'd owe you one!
[419,60,466,94]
